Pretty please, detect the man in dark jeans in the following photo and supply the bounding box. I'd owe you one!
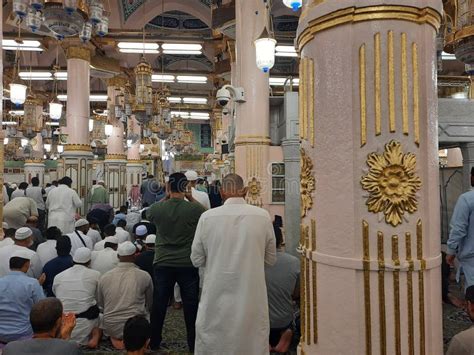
[147,172,205,351]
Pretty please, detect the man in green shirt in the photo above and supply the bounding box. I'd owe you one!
[88,180,108,208]
[147,172,205,352]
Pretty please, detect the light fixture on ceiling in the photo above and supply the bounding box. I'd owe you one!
[152,74,175,83]
[9,25,27,106]
[104,124,113,137]
[49,52,63,120]
[57,144,64,153]
[57,94,108,102]
[2,39,42,52]
[282,0,302,12]
[19,71,52,80]
[254,26,276,72]
[118,42,160,54]
[54,71,67,80]
[168,97,182,103]
[16,0,110,41]
[8,110,24,116]
[269,77,299,86]
[441,51,457,60]
[44,143,52,152]
[275,45,298,57]
[21,138,29,147]
[176,75,208,84]
[183,97,208,104]
[161,43,202,55]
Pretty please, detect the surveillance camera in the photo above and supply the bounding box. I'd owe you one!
[216,87,231,107]
[222,107,230,115]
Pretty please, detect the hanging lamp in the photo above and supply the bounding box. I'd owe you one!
[282,0,302,12]
[254,26,277,73]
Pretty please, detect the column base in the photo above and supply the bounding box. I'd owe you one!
[61,150,93,214]
[127,161,145,208]
[104,158,127,209]
[24,159,45,185]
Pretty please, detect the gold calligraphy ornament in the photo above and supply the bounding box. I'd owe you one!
[247,177,263,207]
[300,148,316,218]
[361,140,421,227]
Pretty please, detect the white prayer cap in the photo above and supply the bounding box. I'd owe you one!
[135,225,148,237]
[2,222,9,229]
[15,227,32,240]
[185,170,198,181]
[104,236,118,245]
[11,248,32,260]
[145,234,156,244]
[97,179,105,184]
[117,241,137,256]
[75,219,89,228]
[73,247,91,263]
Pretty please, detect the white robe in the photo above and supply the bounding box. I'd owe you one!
[46,184,82,234]
[191,197,276,355]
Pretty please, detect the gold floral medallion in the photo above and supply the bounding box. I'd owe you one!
[361,140,421,227]
[247,177,262,207]
[300,148,316,218]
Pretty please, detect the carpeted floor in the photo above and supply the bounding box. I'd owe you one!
[84,295,471,354]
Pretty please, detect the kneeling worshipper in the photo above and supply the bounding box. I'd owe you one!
[98,241,153,350]
[0,249,45,348]
[90,236,119,275]
[53,248,102,348]
[43,236,74,297]
[67,219,93,256]
[0,227,43,278]
[3,196,38,230]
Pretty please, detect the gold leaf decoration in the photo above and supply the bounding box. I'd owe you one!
[246,177,262,207]
[361,140,421,226]
[301,148,315,218]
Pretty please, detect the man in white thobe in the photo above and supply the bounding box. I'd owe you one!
[90,236,119,275]
[53,247,102,348]
[46,176,82,234]
[185,170,211,210]
[191,174,276,355]
[0,227,43,278]
[67,219,93,256]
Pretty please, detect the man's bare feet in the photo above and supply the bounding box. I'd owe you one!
[173,302,183,310]
[110,337,124,350]
[87,327,102,349]
[274,329,293,353]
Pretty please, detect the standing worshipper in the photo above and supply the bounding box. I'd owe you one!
[140,175,162,206]
[191,174,277,355]
[88,180,108,209]
[67,219,93,256]
[3,196,38,230]
[90,236,119,275]
[98,242,153,350]
[185,170,211,210]
[53,248,102,348]
[42,236,74,297]
[135,234,156,279]
[36,227,62,266]
[11,182,28,200]
[46,176,82,234]
[0,227,43,278]
[0,249,45,347]
[2,298,80,355]
[44,180,58,195]
[208,180,222,208]
[25,177,46,231]
[147,172,206,352]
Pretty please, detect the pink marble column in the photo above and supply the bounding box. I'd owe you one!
[234,0,271,207]
[61,44,93,213]
[297,1,443,354]
[126,115,143,205]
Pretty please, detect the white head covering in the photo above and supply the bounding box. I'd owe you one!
[75,219,89,228]
[2,222,9,229]
[97,179,105,185]
[135,225,148,237]
[11,248,32,259]
[104,236,119,245]
[145,234,156,245]
[185,170,198,181]
[15,227,32,240]
[117,241,137,256]
[73,247,92,263]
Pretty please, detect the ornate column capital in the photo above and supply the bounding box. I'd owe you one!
[106,76,128,88]
[66,46,91,62]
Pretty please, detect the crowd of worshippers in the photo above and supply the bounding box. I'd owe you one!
[0,171,301,354]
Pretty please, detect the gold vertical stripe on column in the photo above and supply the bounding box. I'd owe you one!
[401,33,409,135]
[392,235,401,355]
[310,220,317,343]
[416,220,425,355]
[300,243,306,344]
[377,232,386,355]
[362,221,372,355]
[360,44,367,147]
[388,30,395,133]
[406,232,415,355]
[412,43,420,146]
[305,254,311,345]
[307,58,315,147]
[299,60,304,140]
[302,58,308,140]
[375,33,382,136]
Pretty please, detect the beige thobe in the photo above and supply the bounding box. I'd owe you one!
[447,326,474,355]
[97,262,153,339]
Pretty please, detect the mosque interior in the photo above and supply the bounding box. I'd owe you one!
[2,0,474,354]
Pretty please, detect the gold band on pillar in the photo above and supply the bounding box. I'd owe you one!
[66,46,91,62]
[64,144,92,152]
[105,154,127,160]
[297,6,442,51]
[106,76,128,88]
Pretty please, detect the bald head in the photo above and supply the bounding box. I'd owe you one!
[220,174,247,200]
